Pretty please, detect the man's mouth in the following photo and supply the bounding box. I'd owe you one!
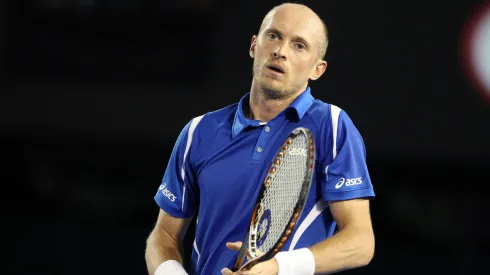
[266,64,285,74]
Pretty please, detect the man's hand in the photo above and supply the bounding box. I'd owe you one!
[221,259,279,275]
[221,241,279,275]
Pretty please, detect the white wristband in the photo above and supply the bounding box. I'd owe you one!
[274,248,315,275]
[154,260,188,275]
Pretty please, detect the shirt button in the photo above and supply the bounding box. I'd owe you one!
[265,126,271,132]
[256,147,263,152]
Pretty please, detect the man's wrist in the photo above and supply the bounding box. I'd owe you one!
[274,248,315,275]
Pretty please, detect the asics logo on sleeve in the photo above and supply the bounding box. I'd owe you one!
[159,183,177,202]
[335,177,363,189]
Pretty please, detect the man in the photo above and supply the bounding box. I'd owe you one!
[145,3,375,275]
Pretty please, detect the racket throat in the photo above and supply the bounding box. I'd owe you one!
[248,225,259,259]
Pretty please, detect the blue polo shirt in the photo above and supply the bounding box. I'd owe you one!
[154,87,375,275]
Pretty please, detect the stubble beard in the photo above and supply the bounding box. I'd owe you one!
[252,60,297,100]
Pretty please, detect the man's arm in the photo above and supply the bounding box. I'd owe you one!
[309,198,374,274]
[222,198,374,275]
[145,209,193,275]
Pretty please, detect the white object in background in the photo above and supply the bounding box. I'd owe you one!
[462,4,490,102]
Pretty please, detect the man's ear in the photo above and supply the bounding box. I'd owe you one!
[309,60,328,81]
[250,35,257,58]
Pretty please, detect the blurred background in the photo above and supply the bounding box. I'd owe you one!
[2,0,490,274]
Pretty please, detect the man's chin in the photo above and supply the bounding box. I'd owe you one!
[259,79,283,90]
[253,76,289,99]
[259,84,286,100]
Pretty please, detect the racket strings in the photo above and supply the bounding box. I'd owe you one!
[254,133,310,253]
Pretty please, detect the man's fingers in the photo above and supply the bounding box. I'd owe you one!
[236,270,253,275]
[221,268,234,275]
[226,241,243,251]
[223,241,243,274]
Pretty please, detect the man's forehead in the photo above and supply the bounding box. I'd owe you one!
[261,6,323,38]
[262,11,322,41]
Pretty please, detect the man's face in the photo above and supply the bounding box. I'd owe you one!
[251,6,326,99]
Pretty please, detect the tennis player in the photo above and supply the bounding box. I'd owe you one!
[145,3,375,275]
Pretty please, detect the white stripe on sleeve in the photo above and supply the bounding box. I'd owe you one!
[181,115,204,211]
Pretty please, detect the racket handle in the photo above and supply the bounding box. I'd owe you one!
[238,258,260,271]
[232,247,248,271]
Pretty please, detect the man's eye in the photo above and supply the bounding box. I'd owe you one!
[268,33,278,39]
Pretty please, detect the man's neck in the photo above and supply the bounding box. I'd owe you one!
[248,81,306,122]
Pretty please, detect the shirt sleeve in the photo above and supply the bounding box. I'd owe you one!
[154,117,201,218]
[321,107,375,202]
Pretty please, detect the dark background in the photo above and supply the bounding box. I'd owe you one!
[2,0,489,274]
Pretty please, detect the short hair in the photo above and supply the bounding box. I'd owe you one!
[259,3,329,60]
[319,18,329,60]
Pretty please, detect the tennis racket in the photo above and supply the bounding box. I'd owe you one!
[232,127,316,271]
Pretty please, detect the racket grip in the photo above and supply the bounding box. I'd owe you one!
[238,258,260,271]
[232,248,248,271]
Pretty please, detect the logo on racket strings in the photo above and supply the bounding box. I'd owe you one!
[289,147,308,156]
[159,183,177,202]
[335,177,363,189]
[256,209,271,249]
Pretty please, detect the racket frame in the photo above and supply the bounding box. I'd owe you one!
[232,127,316,271]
